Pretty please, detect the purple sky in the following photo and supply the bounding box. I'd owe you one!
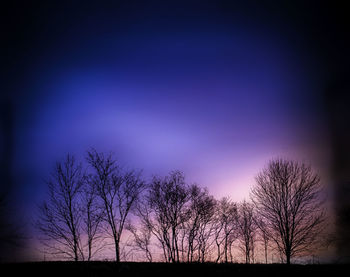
[5,1,338,260]
[16,23,328,212]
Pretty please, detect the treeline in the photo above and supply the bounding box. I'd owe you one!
[36,149,326,264]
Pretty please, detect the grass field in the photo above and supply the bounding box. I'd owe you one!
[1,262,349,277]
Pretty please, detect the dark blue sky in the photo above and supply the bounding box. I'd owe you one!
[2,0,349,260]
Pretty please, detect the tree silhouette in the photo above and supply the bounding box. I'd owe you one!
[86,149,145,262]
[237,201,257,264]
[183,184,216,262]
[136,171,191,262]
[36,154,84,261]
[35,151,328,263]
[81,174,105,261]
[255,215,270,264]
[127,222,153,262]
[213,197,238,263]
[152,171,191,263]
[251,159,326,264]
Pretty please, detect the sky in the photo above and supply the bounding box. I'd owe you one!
[2,0,349,261]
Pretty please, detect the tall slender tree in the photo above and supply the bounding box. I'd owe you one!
[36,154,84,261]
[87,149,145,262]
[81,174,105,261]
[213,197,238,263]
[255,216,270,264]
[184,184,216,262]
[237,201,257,264]
[138,171,190,262]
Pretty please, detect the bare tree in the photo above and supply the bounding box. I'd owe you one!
[136,178,217,263]
[193,187,216,263]
[183,184,216,262]
[255,216,270,264]
[213,197,238,263]
[251,159,326,264]
[36,154,84,261]
[136,193,170,262]
[86,149,145,262]
[237,201,257,264]
[154,171,191,263]
[139,171,191,263]
[127,222,153,262]
[81,174,105,261]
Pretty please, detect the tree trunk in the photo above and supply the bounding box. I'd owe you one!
[286,250,291,265]
[224,238,228,263]
[215,240,221,263]
[74,247,78,262]
[73,235,79,261]
[88,240,92,261]
[115,239,120,262]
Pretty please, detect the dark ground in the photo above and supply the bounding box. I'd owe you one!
[1,262,349,277]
